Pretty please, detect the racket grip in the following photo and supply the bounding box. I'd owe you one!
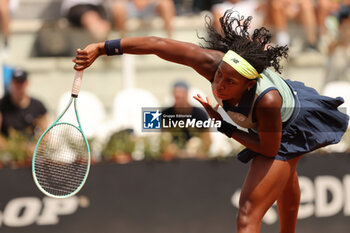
[71,70,84,97]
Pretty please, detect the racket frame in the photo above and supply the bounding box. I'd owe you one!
[32,75,91,198]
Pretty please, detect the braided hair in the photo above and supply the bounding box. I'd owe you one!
[200,10,288,74]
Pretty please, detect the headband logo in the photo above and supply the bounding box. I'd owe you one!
[222,50,262,79]
[232,58,239,64]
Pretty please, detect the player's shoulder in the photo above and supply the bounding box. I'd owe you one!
[255,90,282,115]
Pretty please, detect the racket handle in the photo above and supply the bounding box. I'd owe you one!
[71,70,84,97]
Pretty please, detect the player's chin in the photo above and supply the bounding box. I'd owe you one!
[216,94,230,100]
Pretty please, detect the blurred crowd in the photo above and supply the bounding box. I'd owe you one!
[0,0,348,47]
[0,0,349,168]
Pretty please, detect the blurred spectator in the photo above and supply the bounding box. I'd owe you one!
[192,0,223,13]
[111,0,175,37]
[211,0,260,32]
[162,81,211,159]
[317,0,341,36]
[324,3,350,87]
[173,0,193,15]
[61,0,111,41]
[173,0,220,15]
[0,0,10,49]
[0,69,48,138]
[263,0,318,50]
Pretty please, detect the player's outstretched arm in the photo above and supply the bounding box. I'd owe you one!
[73,37,223,81]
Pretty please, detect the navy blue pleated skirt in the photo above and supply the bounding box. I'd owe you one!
[237,80,350,163]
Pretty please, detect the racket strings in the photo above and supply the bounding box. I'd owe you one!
[34,124,89,197]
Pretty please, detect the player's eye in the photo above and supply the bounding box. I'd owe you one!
[227,79,235,85]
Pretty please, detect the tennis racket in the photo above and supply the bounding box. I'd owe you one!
[32,71,90,198]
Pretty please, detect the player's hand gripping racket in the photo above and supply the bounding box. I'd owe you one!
[32,71,90,198]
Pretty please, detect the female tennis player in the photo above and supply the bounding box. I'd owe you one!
[73,10,349,233]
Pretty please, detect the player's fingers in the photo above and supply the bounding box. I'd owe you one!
[193,95,203,103]
[76,48,87,55]
[206,97,212,106]
[74,64,84,71]
[193,95,200,101]
[193,96,208,107]
[196,94,206,102]
[75,55,89,60]
[72,59,84,63]
[74,60,89,65]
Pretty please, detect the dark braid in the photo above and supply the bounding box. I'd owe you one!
[199,10,288,74]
